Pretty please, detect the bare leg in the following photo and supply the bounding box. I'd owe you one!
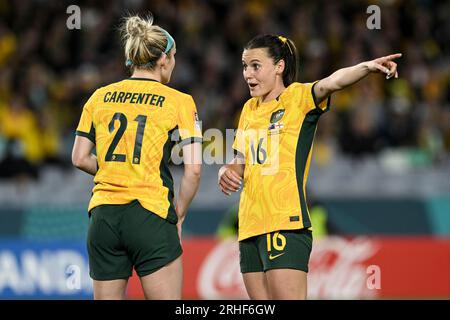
[140,256,183,300]
[265,269,307,300]
[93,279,128,300]
[242,272,271,300]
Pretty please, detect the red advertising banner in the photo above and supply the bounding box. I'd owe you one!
[127,236,450,299]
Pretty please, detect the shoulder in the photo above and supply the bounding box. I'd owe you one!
[284,82,315,95]
[286,82,303,91]
[83,87,104,107]
[158,87,198,122]
[158,85,193,102]
[88,81,123,101]
[242,97,258,114]
[96,79,127,93]
[281,82,318,102]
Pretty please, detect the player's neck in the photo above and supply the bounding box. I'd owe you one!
[260,82,285,104]
[131,69,161,82]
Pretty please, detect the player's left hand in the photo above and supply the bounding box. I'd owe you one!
[367,53,402,79]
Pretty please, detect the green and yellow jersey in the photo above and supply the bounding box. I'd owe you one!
[233,82,330,241]
[76,78,202,223]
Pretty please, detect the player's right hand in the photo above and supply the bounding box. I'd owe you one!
[367,53,402,79]
[218,166,242,196]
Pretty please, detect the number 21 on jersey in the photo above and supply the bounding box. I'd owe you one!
[105,112,147,164]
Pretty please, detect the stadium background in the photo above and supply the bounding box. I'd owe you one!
[0,0,449,299]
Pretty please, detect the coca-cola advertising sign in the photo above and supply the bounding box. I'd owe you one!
[308,237,380,299]
[127,236,450,299]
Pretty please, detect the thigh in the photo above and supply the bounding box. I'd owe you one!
[265,268,307,300]
[140,255,183,300]
[242,272,270,300]
[87,205,133,281]
[93,279,128,300]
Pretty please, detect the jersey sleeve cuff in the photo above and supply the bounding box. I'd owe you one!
[311,81,331,113]
[75,130,96,144]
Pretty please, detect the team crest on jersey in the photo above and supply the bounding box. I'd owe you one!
[268,109,285,135]
[270,109,285,123]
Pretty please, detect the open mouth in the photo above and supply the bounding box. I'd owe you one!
[248,83,257,89]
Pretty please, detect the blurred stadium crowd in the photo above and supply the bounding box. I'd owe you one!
[0,0,449,182]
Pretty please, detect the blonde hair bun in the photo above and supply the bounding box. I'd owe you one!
[125,15,153,39]
[120,13,171,70]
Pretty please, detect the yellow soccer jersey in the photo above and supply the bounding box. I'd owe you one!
[232,82,330,241]
[76,78,202,223]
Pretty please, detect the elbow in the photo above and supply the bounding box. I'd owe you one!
[333,81,344,92]
[191,166,202,179]
[185,164,202,180]
[71,153,84,170]
[315,78,336,100]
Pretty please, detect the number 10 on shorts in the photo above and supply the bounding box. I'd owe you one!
[266,231,286,252]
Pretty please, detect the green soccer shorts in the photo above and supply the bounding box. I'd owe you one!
[87,200,182,281]
[239,228,313,273]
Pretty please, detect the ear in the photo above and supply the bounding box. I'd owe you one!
[157,53,167,68]
[276,59,285,75]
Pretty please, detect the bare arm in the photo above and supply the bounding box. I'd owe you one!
[176,142,202,225]
[72,135,97,175]
[314,53,402,104]
[218,154,245,196]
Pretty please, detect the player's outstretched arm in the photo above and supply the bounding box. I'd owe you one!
[313,53,402,104]
[72,136,98,176]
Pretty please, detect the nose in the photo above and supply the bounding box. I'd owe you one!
[243,68,252,81]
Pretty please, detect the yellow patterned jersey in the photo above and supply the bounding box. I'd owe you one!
[76,78,202,223]
[232,82,330,241]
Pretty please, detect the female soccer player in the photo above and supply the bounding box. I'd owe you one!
[218,34,400,299]
[72,15,202,300]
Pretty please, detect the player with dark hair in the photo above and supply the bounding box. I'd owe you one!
[219,34,400,299]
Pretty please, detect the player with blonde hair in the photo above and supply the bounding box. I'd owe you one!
[72,14,202,300]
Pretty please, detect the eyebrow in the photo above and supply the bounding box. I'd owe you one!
[242,59,261,64]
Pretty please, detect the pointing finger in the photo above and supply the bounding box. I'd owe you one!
[385,53,402,61]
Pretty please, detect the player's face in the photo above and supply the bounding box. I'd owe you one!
[242,48,281,99]
[161,43,176,84]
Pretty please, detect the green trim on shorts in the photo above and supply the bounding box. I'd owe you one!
[239,228,313,274]
[87,200,182,281]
